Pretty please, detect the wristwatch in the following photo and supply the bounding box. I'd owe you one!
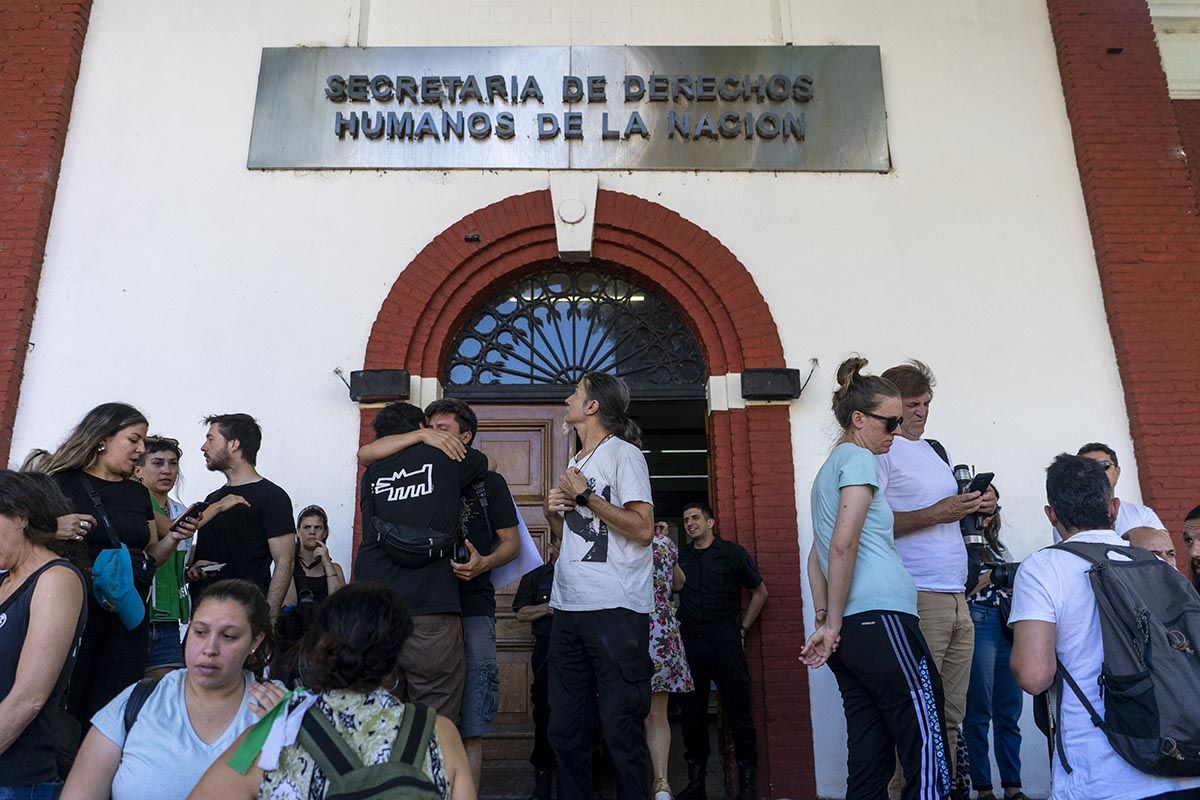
[575,487,594,508]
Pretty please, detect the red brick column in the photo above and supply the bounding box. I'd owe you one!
[1047,0,1200,536]
[1174,100,1200,211]
[0,1,93,464]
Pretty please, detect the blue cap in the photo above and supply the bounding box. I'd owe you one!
[92,546,145,630]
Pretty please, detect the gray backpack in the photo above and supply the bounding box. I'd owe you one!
[296,701,442,800]
[1052,541,1200,776]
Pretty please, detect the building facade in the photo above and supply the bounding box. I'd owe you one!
[3,1,1199,797]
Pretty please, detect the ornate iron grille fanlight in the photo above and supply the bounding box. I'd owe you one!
[444,266,706,390]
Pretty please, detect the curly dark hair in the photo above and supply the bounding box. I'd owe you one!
[297,583,413,693]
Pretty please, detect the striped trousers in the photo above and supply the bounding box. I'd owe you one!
[828,611,952,800]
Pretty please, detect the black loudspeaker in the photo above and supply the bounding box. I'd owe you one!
[741,368,802,400]
[349,369,411,402]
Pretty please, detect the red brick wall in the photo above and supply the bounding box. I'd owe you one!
[362,189,814,797]
[0,1,93,465]
[1175,99,1200,212]
[1047,0,1200,538]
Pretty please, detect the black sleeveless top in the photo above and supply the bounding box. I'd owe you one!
[0,559,87,785]
[293,559,330,605]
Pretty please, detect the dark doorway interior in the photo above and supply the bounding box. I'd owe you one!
[631,398,709,525]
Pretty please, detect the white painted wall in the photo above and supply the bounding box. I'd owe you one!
[14,1,1143,796]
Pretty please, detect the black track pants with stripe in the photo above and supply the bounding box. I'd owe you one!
[828,611,951,800]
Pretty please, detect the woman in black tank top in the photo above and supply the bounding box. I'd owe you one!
[274,506,345,683]
[0,471,87,796]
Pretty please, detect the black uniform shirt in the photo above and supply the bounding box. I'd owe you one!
[676,535,762,627]
[513,562,556,639]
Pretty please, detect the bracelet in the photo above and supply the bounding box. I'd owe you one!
[815,608,828,616]
[325,572,336,578]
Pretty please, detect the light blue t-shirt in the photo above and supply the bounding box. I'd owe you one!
[91,668,260,800]
[810,443,917,617]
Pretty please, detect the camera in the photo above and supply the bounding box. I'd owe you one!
[952,465,994,546]
[988,560,1021,591]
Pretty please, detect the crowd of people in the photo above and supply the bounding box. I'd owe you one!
[803,357,1200,800]
[3,361,1199,800]
[0,373,772,800]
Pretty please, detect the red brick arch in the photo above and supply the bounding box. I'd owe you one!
[362,188,814,798]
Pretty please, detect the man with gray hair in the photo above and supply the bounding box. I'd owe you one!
[1126,526,1178,570]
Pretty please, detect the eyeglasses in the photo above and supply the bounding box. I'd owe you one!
[861,411,904,433]
[1093,460,1114,470]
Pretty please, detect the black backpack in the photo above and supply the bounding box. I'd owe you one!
[1050,540,1200,776]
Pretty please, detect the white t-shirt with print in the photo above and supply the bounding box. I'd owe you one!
[550,435,654,613]
[877,436,967,592]
[91,668,261,800]
[1008,530,1200,800]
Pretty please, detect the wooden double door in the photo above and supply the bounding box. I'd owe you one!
[470,403,572,794]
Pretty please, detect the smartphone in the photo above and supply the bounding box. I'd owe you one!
[169,501,209,532]
[198,562,225,574]
[966,472,995,495]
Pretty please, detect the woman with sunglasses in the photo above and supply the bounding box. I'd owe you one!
[802,357,950,800]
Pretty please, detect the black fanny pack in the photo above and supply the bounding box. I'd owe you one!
[372,519,455,567]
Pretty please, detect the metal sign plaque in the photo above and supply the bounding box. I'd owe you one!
[247,46,890,172]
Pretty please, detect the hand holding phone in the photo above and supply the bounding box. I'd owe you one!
[965,472,995,496]
[170,501,210,533]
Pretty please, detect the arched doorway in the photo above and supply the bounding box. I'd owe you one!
[442,264,710,794]
[357,189,814,798]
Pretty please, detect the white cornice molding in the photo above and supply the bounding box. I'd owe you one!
[1151,0,1200,24]
[1152,1,1200,99]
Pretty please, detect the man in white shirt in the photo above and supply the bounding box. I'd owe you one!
[1010,454,1200,800]
[544,372,655,800]
[1076,442,1163,535]
[877,360,995,786]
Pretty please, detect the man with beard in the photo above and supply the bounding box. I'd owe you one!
[187,413,295,621]
[1184,505,1200,591]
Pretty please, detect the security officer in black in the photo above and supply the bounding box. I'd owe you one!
[513,536,559,800]
[676,501,768,800]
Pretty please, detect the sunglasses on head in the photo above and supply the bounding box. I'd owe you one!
[861,411,904,433]
[143,435,182,455]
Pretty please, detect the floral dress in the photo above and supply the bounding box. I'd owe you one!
[259,688,450,799]
[649,533,693,693]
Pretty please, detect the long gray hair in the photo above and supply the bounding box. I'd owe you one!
[25,402,148,475]
[582,372,642,448]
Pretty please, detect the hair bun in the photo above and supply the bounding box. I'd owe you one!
[835,356,869,393]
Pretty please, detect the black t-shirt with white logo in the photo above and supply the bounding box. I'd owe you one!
[355,443,487,616]
[193,478,296,594]
[460,471,520,618]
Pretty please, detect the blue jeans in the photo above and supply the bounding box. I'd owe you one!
[963,603,1023,790]
[0,783,61,800]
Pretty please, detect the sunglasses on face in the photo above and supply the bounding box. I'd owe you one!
[861,411,904,433]
[1093,460,1114,470]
